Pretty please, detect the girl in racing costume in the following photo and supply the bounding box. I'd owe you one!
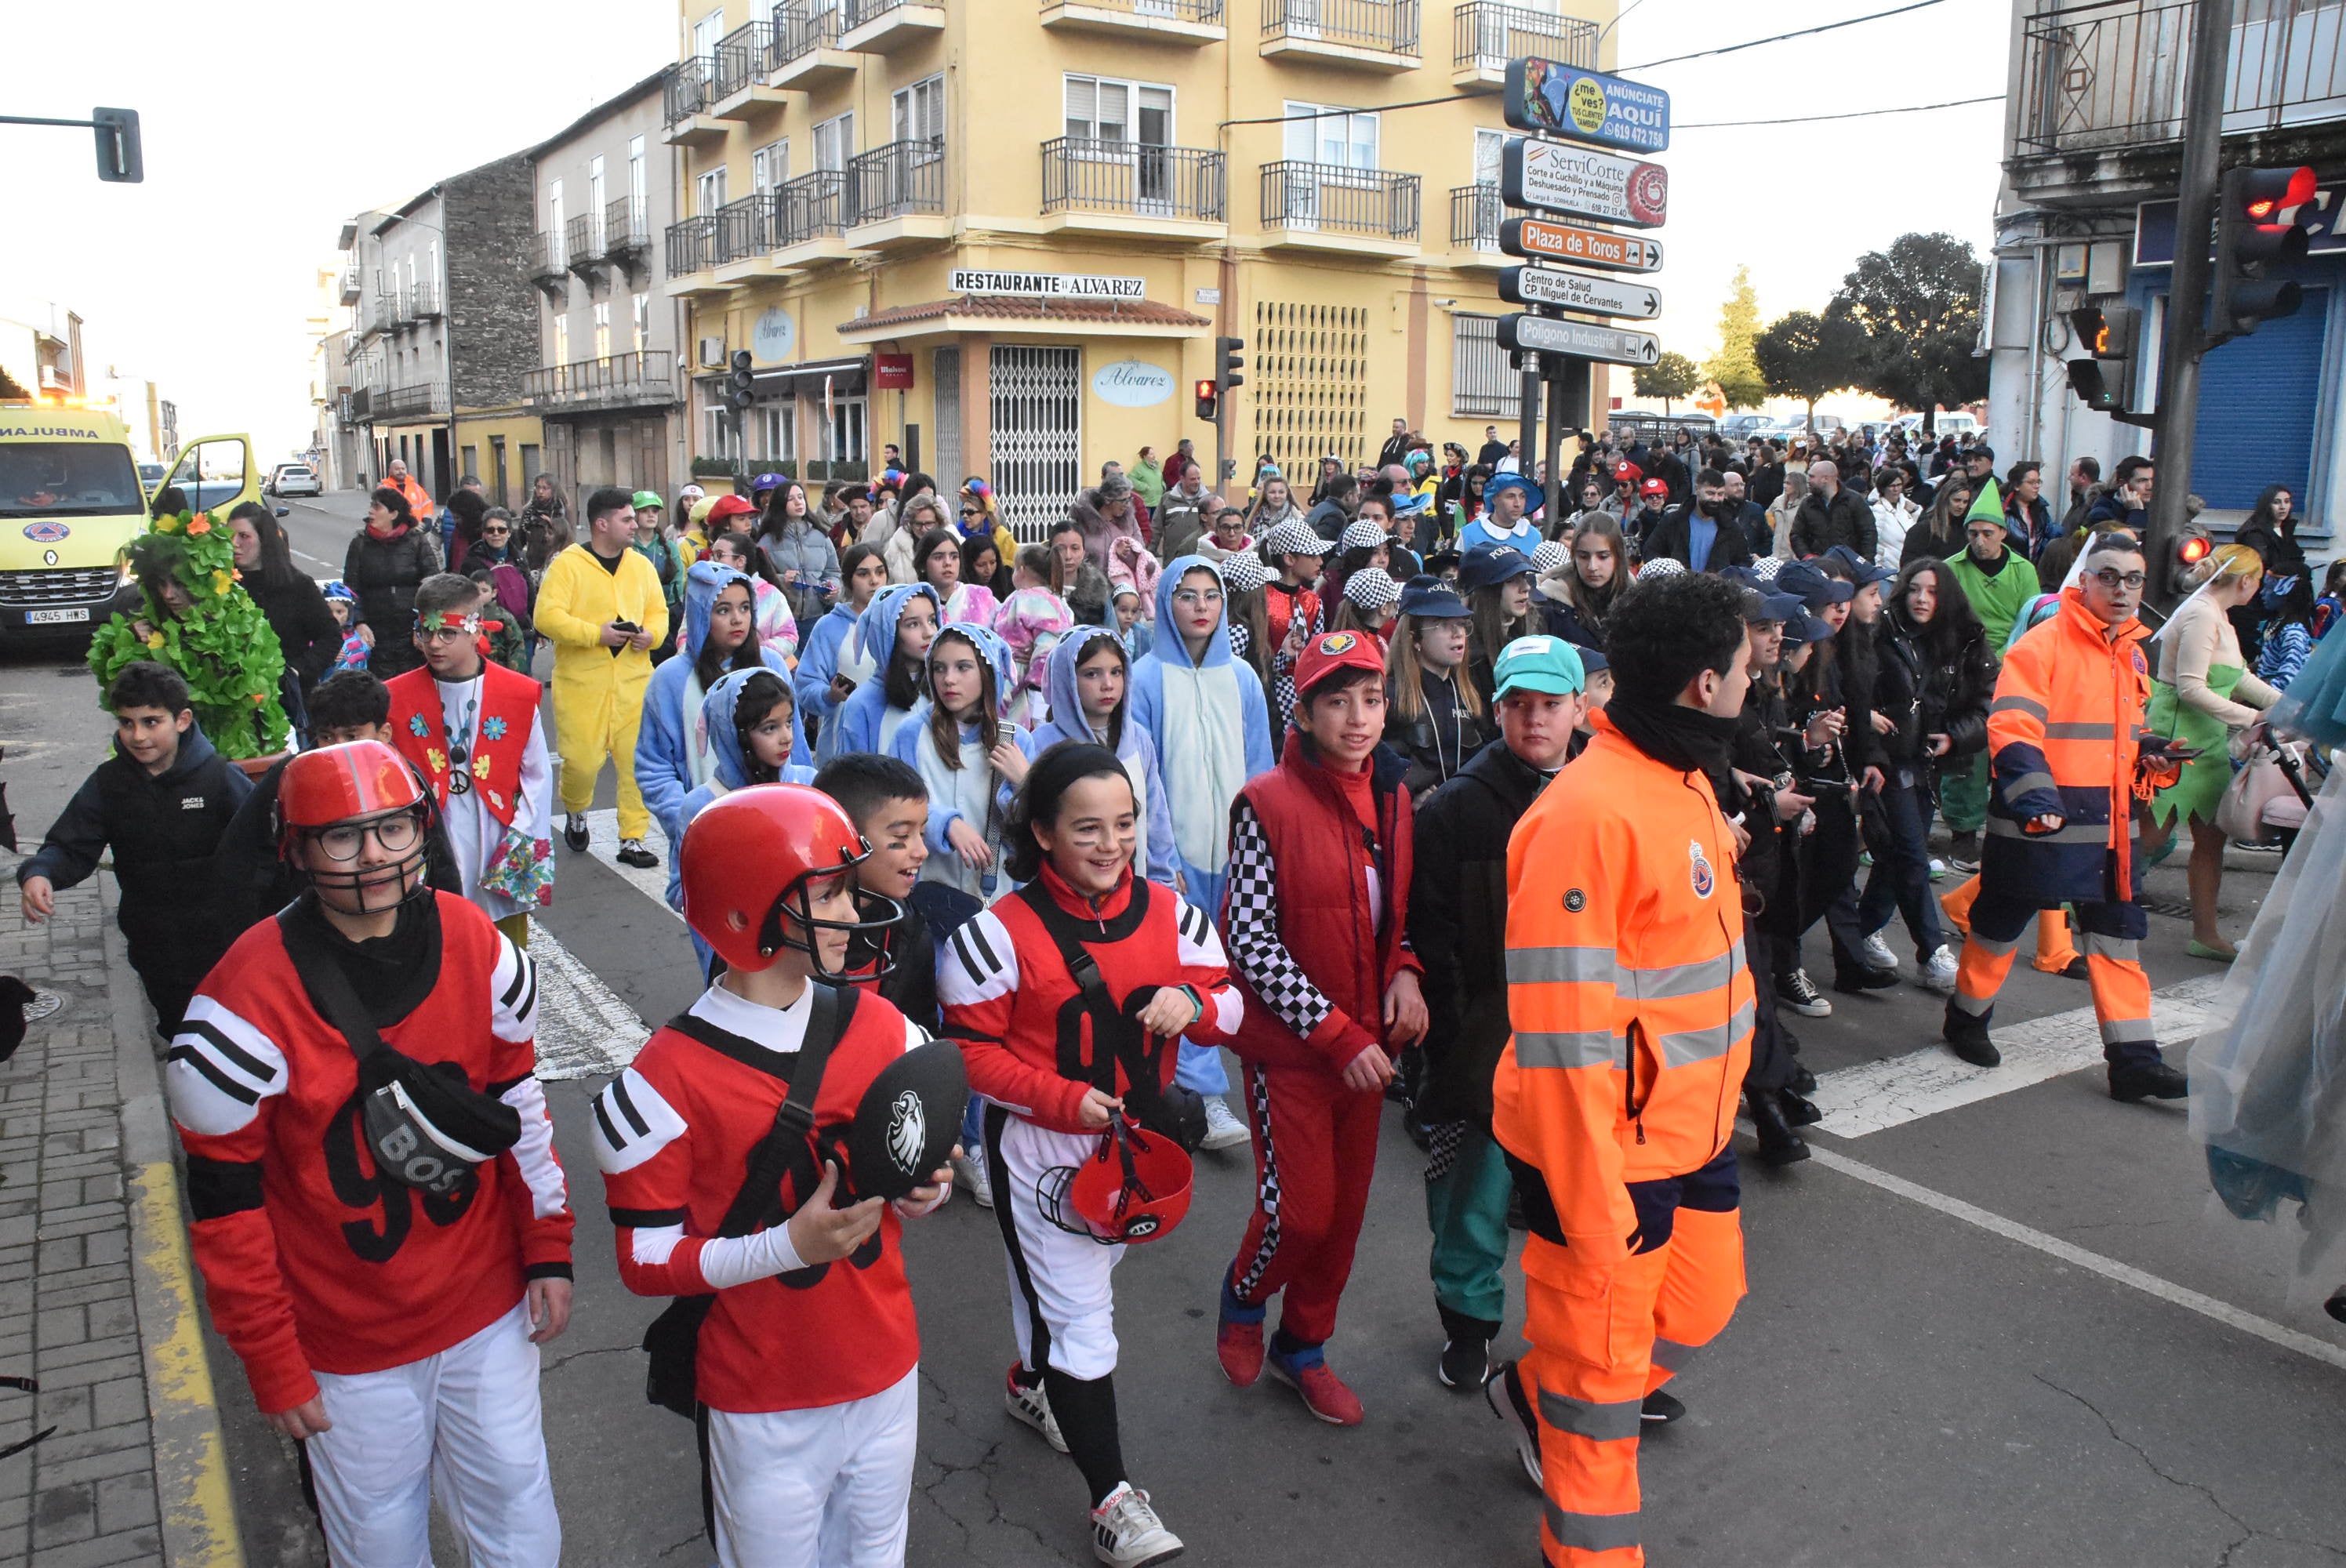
[939,742,1243,1567]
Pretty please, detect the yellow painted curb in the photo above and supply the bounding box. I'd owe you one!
[129,1159,245,1568]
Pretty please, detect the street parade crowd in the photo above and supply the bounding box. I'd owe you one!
[15,420,2346,1568]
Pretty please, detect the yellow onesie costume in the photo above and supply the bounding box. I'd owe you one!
[535,541,670,840]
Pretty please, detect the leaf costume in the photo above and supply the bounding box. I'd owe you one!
[88,512,291,760]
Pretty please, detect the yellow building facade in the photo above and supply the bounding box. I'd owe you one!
[659,0,1614,537]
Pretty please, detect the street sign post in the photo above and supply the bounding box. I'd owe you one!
[1498,314,1661,367]
[1502,139,1668,228]
[1503,59,1671,153]
[1498,216,1663,273]
[1501,265,1661,319]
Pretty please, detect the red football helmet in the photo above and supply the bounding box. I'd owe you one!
[277,739,431,912]
[681,784,903,976]
[1043,1119,1193,1246]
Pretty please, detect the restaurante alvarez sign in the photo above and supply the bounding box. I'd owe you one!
[950,269,1147,299]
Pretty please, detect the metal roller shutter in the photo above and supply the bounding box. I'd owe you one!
[2189,286,2326,510]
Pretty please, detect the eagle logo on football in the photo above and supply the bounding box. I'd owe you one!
[887,1090,925,1174]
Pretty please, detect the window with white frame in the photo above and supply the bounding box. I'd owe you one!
[1473,127,1504,188]
[590,154,607,247]
[592,301,611,361]
[695,165,728,216]
[826,397,866,464]
[703,390,737,459]
[549,180,565,262]
[752,139,790,193]
[1064,74,1173,146]
[632,292,652,354]
[1451,314,1513,418]
[761,401,796,463]
[553,314,569,368]
[1283,102,1379,169]
[628,135,647,213]
[692,9,724,58]
[813,113,855,172]
[892,76,944,149]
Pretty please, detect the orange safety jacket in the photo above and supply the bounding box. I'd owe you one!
[1491,711,1752,1275]
[1981,586,2175,907]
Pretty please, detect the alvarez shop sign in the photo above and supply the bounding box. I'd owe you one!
[949,269,1147,299]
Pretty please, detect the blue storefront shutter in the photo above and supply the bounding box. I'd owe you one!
[2189,287,2327,512]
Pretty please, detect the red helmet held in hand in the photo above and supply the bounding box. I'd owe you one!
[1043,1119,1193,1245]
[681,784,903,976]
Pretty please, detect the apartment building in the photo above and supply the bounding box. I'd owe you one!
[1988,0,2346,533]
[337,152,543,506]
[526,70,688,513]
[656,0,1611,537]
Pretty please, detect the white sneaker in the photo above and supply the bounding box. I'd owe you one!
[1199,1094,1250,1151]
[1004,1370,1068,1453]
[1860,929,1898,972]
[1923,946,1959,995]
[1091,1483,1183,1567]
[953,1145,993,1209]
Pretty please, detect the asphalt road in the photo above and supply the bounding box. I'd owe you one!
[17,500,2346,1566]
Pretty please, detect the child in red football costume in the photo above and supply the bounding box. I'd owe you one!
[941,741,1240,1566]
[165,739,572,1568]
[593,785,953,1567]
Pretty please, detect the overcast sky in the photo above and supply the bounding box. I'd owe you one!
[0,0,2003,461]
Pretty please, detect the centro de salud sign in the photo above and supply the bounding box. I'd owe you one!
[1504,59,1671,154]
[950,269,1147,300]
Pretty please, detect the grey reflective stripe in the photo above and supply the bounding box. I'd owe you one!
[2077,932,2141,964]
[1986,818,2138,844]
[1658,1001,1754,1067]
[1951,989,1994,1018]
[2043,722,2117,740]
[1624,940,1745,1001]
[1967,930,2021,958]
[1517,1029,1626,1070]
[1538,1387,1644,1442]
[1650,1336,1703,1371]
[1508,946,1621,986]
[1991,694,2050,720]
[1544,1500,1643,1554]
[2100,1018,2156,1045]
[2003,771,2058,801]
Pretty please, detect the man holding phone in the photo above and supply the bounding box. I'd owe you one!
[1943,533,2188,1102]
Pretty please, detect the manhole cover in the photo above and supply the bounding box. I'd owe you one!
[24,989,64,1023]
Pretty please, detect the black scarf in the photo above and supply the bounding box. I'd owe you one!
[1606,691,1741,786]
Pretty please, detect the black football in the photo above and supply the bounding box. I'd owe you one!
[841,1040,968,1201]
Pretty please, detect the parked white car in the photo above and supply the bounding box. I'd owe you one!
[267,463,321,498]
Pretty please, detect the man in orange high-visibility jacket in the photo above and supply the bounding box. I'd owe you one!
[1487,572,1756,1568]
[1943,532,2188,1102]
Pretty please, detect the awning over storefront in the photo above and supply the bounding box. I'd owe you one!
[750,355,871,396]
[837,295,1212,344]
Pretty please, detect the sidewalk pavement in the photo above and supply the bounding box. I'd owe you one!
[1,874,242,1568]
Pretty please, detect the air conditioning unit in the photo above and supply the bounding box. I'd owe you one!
[698,337,728,368]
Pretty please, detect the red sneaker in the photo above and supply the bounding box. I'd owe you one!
[1266,1345,1364,1425]
[1216,1312,1264,1387]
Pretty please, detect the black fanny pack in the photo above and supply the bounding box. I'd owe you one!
[281,907,521,1197]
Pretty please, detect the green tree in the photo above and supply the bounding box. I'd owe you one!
[0,366,27,401]
[1829,232,1990,433]
[1634,351,1700,415]
[1754,310,1869,430]
[1702,265,1767,411]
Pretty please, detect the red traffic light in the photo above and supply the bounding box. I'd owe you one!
[2237,165,2317,220]
[2178,535,2212,566]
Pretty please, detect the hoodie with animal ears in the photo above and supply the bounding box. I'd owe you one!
[1030,625,1179,888]
[1126,554,1276,907]
[659,664,816,915]
[637,562,794,853]
[887,622,1038,902]
[826,583,945,764]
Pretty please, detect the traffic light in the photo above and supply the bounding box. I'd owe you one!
[2212,164,2315,341]
[2065,303,2141,415]
[728,348,754,411]
[91,108,142,183]
[2168,528,2213,604]
[1194,379,1218,421]
[1214,336,1245,396]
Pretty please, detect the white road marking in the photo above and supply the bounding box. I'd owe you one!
[583,808,681,919]
[526,915,649,1081]
[1807,1143,2346,1374]
[1807,975,2230,1138]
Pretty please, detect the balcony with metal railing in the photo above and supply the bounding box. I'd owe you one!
[605,197,651,266]
[522,351,677,412]
[777,169,852,252]
[1259,160,1421,252]
[376,380,449,421]
[663,216,724,297]
[1259,0,1418,69]
[1040,0,1225,42]
[847,140,949,245]
[1042,138,1226,234]
[842,0,946,51]
[1447,181,1516,263]
[366,295,399,334]
[663,56,728,146]
[565,212,606,281]
[715,194,782,279]
[340,264,361,305]
[1451,2,1596,89]
[772,0,858,89]
[529,231,568,295]
[713,21,789,116]
[2017,0,2346,158]
[408,281,442,318]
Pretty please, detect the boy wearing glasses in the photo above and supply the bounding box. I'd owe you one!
[17,660,252,1037]
[166,739,572,1567]
[1945,533,2189,1102]
[386,574,556,946]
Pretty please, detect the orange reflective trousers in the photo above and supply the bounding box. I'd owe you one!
[1939,872,2078,972]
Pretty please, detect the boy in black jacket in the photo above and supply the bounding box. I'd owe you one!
[1409,637,1584,1393]
[17,662,250,1037]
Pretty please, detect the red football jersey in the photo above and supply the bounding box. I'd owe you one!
[166,892,572,1414]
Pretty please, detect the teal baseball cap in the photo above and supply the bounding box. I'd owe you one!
[1492,633,1585,699]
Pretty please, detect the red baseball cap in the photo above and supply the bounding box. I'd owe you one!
[1639,477,1669,500]
[1614,460,1643,483]
[707,493,757,524]
[1293,629,1387,699]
